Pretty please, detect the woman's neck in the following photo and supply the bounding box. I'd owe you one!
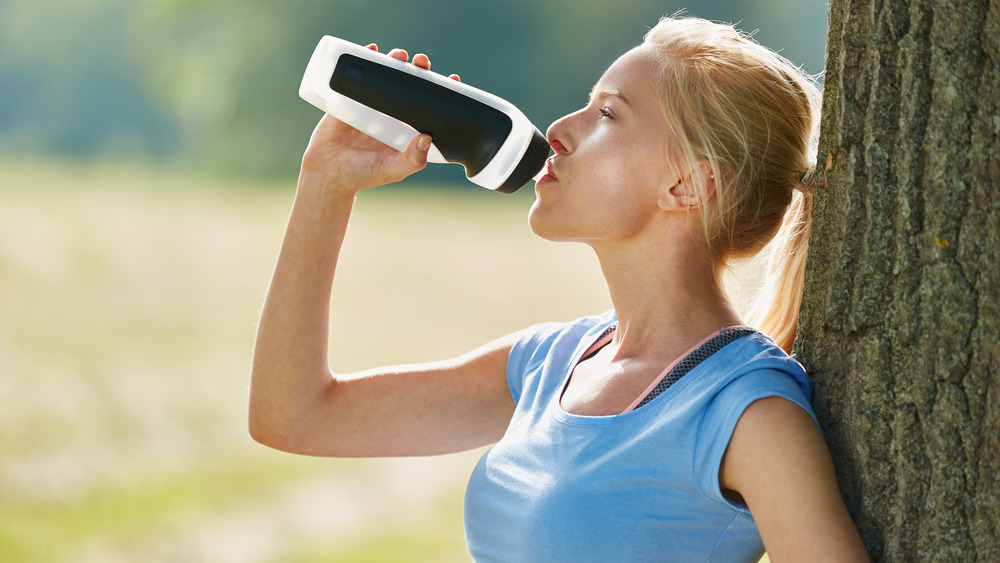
[592,236,742,363]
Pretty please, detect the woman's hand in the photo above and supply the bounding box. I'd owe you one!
[299,45,460,196]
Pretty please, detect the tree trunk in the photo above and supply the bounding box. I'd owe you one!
[797,0,1000,560]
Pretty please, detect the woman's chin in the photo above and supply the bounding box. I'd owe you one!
[527,206,556,241]
[527,215,573,243]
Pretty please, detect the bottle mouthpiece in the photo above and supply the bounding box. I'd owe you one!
[491,129,551,194]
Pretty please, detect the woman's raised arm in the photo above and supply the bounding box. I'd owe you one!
[249,48,516,457]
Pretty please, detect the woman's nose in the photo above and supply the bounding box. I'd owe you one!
[546,112,576,154]
[549,138,568,154]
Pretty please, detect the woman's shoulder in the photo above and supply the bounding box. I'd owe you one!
[724,330,808,374]
[702,329,813,404]
[505,311,617,403]
[512,310,617,349]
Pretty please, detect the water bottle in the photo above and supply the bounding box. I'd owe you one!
[299,36,550,193]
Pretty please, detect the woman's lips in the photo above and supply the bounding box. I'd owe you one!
[535,173,556,186]
[535,160,557,186]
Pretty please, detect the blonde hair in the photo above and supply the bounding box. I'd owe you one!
[642,16,821,352]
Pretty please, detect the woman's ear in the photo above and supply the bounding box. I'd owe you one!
[657,161,716,211]
[657,178,693,211]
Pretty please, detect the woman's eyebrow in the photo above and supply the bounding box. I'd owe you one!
[589,86,631,106]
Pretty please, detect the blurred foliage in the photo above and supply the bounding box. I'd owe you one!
[0,0,827,181]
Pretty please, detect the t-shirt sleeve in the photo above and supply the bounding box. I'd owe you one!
[505,321,564,404]
[692,366,818,509]
[504,312,616,405]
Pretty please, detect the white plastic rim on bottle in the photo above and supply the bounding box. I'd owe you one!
[299,36,545,191]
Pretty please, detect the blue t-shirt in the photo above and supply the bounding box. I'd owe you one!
[464,312,816,562]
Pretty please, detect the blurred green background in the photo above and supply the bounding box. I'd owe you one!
[0,1,825,561]
[0,0,826,181]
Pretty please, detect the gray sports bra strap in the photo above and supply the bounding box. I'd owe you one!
[633,327,759,410]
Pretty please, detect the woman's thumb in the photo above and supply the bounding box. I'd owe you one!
[382,134,431,183]
[410,134,433,165]
[416,134,432,152]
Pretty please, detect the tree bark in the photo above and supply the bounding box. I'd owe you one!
[797,0,1000,560]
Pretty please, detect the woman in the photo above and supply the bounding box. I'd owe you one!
[249,16,869,562]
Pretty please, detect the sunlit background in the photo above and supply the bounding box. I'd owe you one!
[1,1,826,561]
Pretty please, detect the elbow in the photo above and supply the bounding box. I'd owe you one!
[246,387,302,453]
[248,412,314,454]
[247,383,332,455]
[247,407,291,452]
[247,413,273,447]
[247,362,300,452]
[247,365,341,455]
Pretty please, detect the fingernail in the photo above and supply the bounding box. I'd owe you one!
[418,136,432,151]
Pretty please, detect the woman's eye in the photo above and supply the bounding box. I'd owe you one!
[598,107,614,119]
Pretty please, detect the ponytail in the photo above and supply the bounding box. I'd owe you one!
[641,16,821,353]
[746,186,813,353]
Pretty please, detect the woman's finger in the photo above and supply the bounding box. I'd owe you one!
[365,45,455,81]
[412,53,430,70]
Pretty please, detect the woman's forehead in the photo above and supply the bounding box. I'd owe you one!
[595,48,656,92]
[593,48,659,108]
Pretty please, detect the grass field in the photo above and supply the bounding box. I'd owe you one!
[0,160,768,562]
[0,159,619,562]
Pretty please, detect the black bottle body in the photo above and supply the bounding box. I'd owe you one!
[300,36,549,193]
